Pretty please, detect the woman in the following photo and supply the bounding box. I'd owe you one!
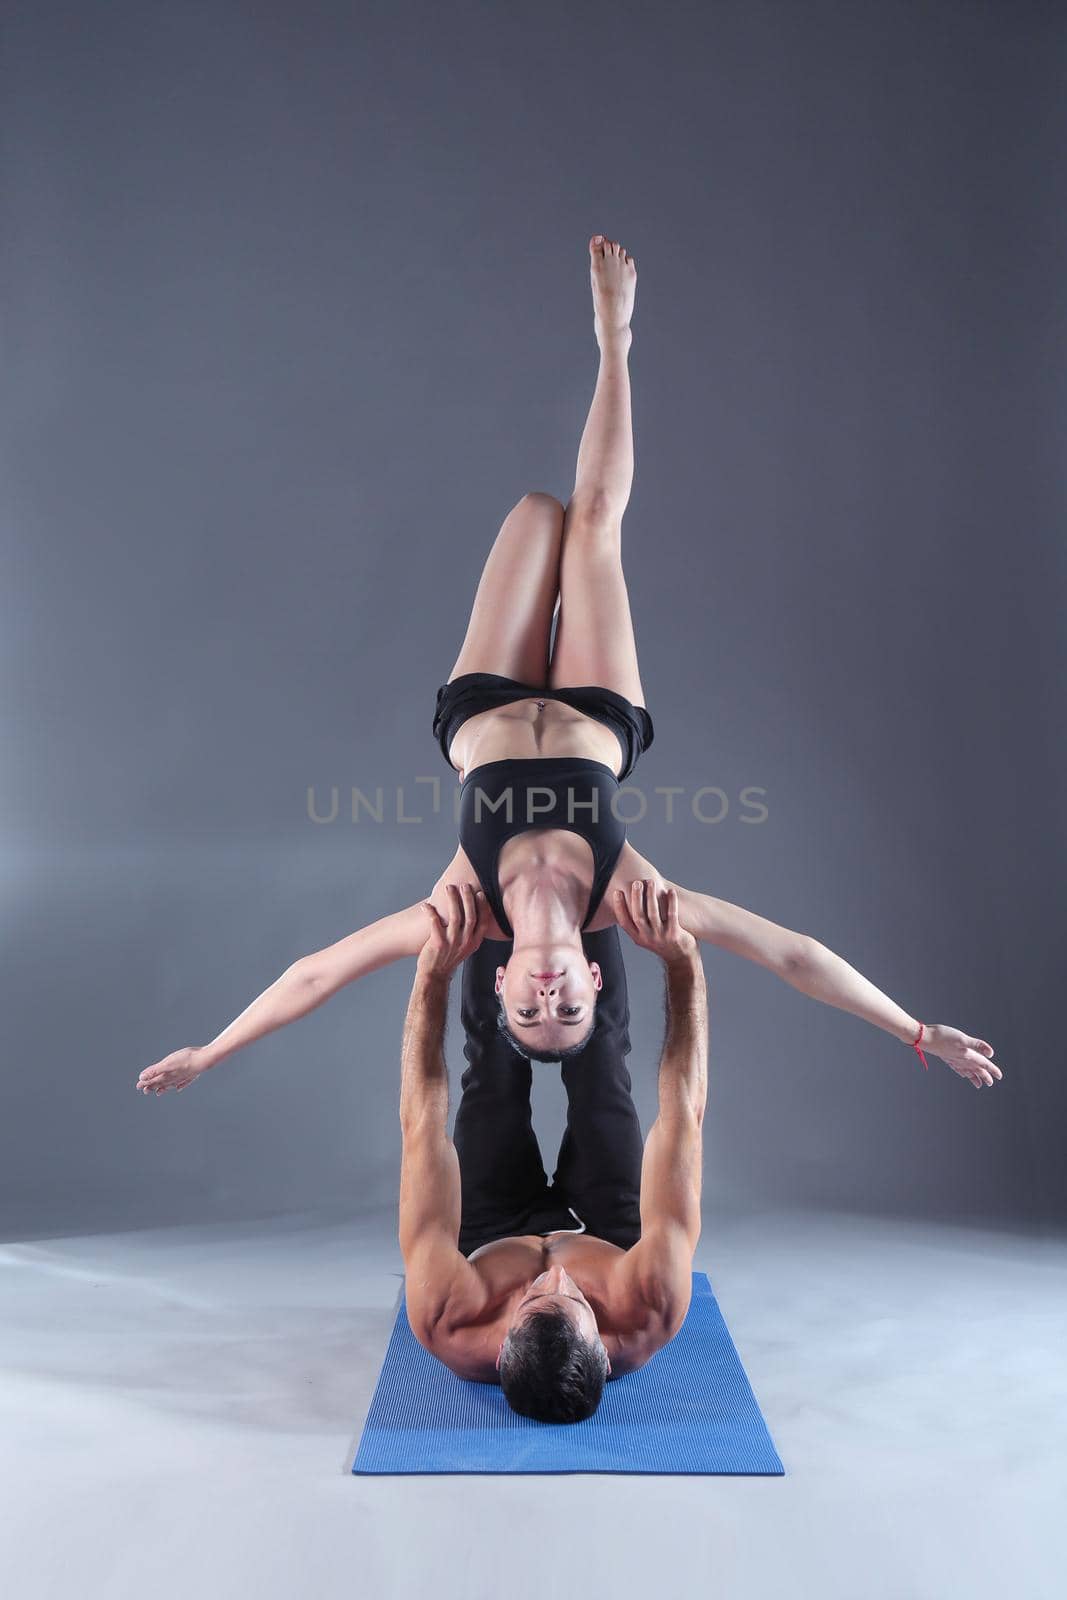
[136,236,1001,1094]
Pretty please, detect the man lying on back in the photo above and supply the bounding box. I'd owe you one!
[398,879,709,1422]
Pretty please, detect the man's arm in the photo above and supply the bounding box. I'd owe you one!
[612,884,708,1337]
[398,888,488,1342]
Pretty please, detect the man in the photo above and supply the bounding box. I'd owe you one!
[398,878,708,1423]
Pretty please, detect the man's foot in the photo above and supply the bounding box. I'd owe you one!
[589,235,636,347]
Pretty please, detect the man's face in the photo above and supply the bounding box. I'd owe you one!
[496,1264,611,1372]
[496,949,602,1055]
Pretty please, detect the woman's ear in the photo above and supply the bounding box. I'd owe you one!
[589,960,603,992]
[494,966,506,993]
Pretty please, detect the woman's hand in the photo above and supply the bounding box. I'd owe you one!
[136,1046,208,1097]
[614,880,699,964]
[416,884,490,981]
[923,1024,1003,1089]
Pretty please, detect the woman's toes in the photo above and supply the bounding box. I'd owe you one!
[590,234,605,253]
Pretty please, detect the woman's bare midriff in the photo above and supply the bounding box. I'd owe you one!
[448,698,623,781]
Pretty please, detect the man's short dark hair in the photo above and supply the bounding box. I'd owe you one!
[496,997,598,1063]
[498,1306,609,1422]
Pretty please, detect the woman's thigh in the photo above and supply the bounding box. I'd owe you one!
[548,512,646,705]
[446,492,565,684]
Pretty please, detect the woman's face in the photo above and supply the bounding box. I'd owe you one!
[495,946,602,1055]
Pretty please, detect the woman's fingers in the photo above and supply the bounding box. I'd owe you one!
[969,1045,1001,1077]
[964,1047,1000,1081]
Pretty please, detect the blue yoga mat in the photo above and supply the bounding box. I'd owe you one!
[352,1271,784,1475]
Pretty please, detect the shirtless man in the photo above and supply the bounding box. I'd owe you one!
[399,877,707,1423]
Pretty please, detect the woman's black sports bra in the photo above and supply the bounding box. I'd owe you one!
[458,757,626,939]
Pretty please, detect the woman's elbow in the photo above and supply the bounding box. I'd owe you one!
[781,933,816,977]
[287,955,329,995]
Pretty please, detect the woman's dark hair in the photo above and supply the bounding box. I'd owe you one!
[498,1307,609,1422]
[496,996,598,1062]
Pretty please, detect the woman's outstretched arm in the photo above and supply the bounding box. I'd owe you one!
[135,902,429,1096]
[655,880,1002,1088]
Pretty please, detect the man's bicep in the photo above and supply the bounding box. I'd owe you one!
[615,1220,695,1339]
[638,1109,703,1252]
[396,1120,483,1344]
[610,1112,702,1336]
[398,1118,462,1257]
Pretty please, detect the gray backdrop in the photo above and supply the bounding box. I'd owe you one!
[3,0,1064,1239]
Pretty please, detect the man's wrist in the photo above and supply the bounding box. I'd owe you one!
[414,960,452,995]
[664,946,702,984]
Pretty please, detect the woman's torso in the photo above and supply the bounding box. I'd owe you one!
[454,755,629,939]
[431,831,653,940]
[447,697,624,782]
[431,698,661,938]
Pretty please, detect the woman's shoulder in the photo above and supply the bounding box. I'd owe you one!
[582,840,661,930]
[428,845,508,939]
[608,839,663,893]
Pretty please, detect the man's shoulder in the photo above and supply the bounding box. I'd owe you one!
[404,1250,500,1358]
[607,1222,697,1342]
[408,1287,505,1385]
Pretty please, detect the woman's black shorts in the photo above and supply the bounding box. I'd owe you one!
[432,672,654,783]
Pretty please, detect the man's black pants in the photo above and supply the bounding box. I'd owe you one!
[454,928,644,1257]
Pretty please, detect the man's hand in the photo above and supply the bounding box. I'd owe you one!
[416,883,490,981]
[614,880,698,964]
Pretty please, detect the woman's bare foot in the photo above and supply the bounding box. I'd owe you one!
[589,235,636,347]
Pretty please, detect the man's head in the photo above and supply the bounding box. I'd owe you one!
[495,947,602,1061]
[495,1265,611,1422]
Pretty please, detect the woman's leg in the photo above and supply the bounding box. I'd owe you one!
[446,492,566,685]
[549,237,645,705]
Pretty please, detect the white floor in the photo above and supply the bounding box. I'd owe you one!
[2,1206,1063,1600]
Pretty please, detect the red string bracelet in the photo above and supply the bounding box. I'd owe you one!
[912,1021,930,1072]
